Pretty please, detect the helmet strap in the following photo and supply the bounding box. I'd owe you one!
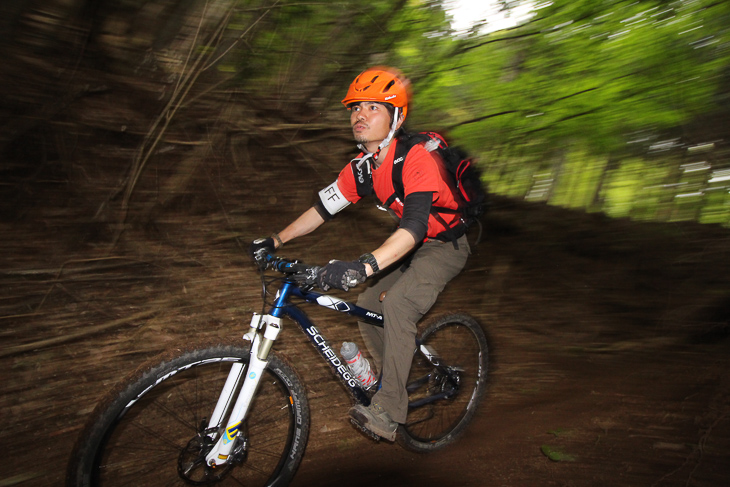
[377,106,400,154]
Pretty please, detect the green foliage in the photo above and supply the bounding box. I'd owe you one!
[541,444,577,462]
[436,0,730,154]
[396,0,730,226]
[211,0,730,226]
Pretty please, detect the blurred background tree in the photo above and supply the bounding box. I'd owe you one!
[410,0,730,224]
[1,0,729,233]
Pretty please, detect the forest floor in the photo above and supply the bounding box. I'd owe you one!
[2,190,730,487]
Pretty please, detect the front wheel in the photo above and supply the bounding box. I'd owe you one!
[398,313,488,452]
[67,343,310,487]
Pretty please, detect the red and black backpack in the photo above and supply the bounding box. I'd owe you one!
[351,131,487,243]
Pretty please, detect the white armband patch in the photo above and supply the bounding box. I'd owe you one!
[318,180,351,215]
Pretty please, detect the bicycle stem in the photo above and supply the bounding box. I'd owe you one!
[205,313,282,467]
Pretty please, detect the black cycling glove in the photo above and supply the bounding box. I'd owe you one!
[316,260,367,292]
[248,237,275,261]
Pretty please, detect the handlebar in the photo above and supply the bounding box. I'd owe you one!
[253,248,320,285]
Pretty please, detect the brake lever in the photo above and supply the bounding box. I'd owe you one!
[291,265,320,290]
[253,248,271,271]
[306,266,320,285]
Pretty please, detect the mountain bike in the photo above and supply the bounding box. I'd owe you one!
[67,249,489,487]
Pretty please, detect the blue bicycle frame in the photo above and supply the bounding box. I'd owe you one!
[205,254,467,467]
[269,279,384,406]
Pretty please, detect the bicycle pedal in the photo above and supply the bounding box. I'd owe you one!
[349,418,381,442]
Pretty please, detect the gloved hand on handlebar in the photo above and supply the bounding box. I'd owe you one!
[316,260,367,292]
[248,237,277,271]
[248,237,275,259]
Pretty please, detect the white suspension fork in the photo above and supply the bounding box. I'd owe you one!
[205,313,282,466]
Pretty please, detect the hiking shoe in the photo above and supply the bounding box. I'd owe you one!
[349,402,397,442]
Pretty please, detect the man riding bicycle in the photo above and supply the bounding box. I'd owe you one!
[250,66,470,441]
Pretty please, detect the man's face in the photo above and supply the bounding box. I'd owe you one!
[350,102,392,146]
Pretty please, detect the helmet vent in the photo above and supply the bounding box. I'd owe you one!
[341,67,408,118]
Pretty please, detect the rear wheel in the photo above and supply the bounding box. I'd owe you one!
[398,313,488,452]
[67,343,309,487]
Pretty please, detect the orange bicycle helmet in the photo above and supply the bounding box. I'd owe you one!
[342,66,410,120]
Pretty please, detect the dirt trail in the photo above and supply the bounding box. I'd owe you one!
[1,196,729,486]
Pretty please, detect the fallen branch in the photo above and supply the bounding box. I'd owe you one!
[0,309,157,358]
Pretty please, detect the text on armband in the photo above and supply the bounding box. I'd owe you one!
[323,185,341,202]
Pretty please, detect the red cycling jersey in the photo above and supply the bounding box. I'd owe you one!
[335,138,462,241]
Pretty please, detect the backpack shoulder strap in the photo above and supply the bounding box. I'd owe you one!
[384,133,434,207]
[390,132,470,247]
[350,154,374,198]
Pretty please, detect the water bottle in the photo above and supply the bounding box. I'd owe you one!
[341,342,377,390]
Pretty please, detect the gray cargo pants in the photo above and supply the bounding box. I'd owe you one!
[356,235,470,423]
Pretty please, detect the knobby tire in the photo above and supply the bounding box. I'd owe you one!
[397,313,488,452]
[67,343,310,487]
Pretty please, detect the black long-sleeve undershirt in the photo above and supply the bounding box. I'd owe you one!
[399,191,432,242]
